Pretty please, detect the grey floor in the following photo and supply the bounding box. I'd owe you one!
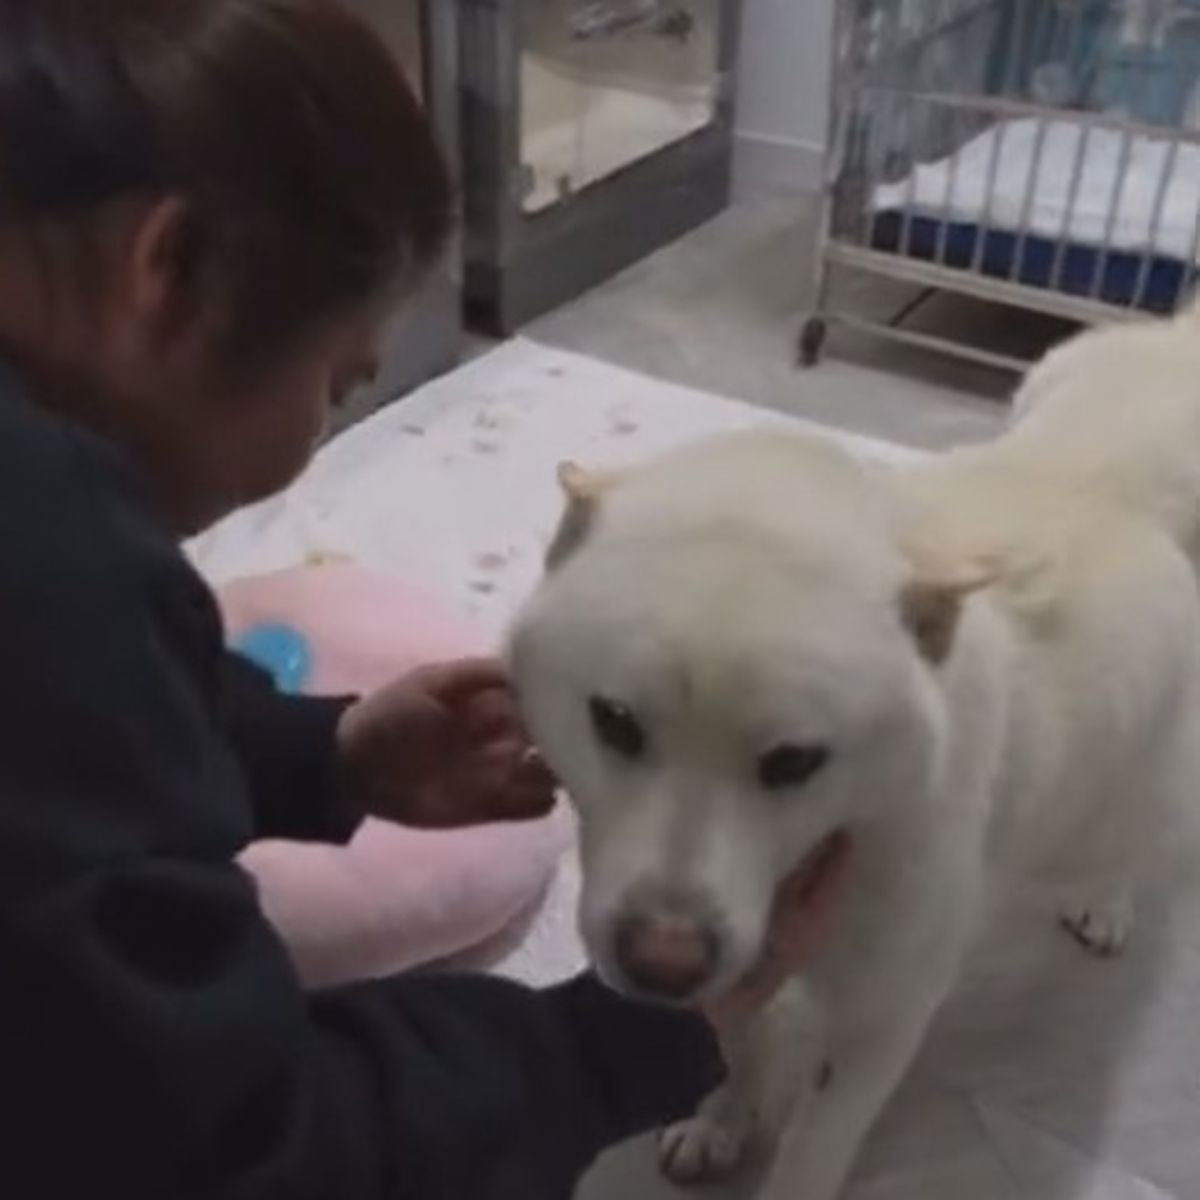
[526,193,1079,451]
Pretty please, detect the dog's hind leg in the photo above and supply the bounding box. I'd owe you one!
[1056,795,1177,958]
[1055,785,1161,959]
[1057,666,1200,958]
[1049,533,1200,958]
[1059,890,1135,957]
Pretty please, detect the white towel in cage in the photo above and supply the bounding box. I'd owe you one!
[872,117,1200,264]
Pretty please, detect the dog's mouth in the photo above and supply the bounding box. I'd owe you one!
[746,830,852,977]
[590,830,852,1005]
[788,831,851,911]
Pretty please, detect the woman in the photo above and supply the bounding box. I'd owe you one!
[0,3,844,1197]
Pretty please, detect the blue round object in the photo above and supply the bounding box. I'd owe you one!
[234,623,313,695]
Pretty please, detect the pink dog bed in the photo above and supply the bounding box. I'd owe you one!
[222,561,569,989]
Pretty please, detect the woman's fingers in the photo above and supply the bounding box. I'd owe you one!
[418,657,512,702]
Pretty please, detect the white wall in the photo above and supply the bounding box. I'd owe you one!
[735,0,834,197]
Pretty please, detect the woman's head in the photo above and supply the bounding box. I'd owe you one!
[0,0,453,531]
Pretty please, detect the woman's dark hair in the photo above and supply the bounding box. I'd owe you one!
[0,0,454,367]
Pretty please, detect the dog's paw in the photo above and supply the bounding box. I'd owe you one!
[659,1115,750,1185]
[1059,895,1133,957]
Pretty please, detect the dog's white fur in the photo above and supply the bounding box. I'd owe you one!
[510,307,1200,1200]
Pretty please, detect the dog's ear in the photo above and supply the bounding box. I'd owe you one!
[899,562,996,665]
[545,462,608,570]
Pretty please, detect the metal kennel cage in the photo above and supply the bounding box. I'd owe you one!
[457,0,744,334]
[802,0,1200,372]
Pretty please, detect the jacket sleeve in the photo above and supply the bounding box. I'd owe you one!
[0,451,724,1200]
[221,650,361,845]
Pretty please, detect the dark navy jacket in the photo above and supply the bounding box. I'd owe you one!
[0,370,721,1199]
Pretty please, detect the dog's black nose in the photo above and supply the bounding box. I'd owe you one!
[614,911,719,999]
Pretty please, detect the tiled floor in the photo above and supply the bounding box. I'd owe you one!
[527,193,1079,451]
[509,199,1199,1200]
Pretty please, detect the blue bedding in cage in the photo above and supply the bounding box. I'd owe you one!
[870,212,1192,312]
[867,117,1200,314]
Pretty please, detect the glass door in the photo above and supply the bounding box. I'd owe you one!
[519,0,723,213]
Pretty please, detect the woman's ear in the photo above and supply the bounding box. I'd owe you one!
[125,195,196,335]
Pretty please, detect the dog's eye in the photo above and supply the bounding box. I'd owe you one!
[589,697,646,760]
[758,744,829,791]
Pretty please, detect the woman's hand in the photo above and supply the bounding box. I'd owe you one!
[703,834,852,1043]
[336,657,558,828]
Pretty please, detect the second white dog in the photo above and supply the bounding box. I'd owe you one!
[510,309,1200,1200]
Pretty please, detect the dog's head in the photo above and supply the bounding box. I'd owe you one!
[511,432,986,1003]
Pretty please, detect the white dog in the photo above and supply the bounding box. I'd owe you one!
[509,309,1200,1200]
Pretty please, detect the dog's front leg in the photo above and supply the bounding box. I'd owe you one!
[659,978,822,1185]
[756,962,956,1200]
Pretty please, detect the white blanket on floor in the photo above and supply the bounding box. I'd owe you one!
[192,340,1195,1200]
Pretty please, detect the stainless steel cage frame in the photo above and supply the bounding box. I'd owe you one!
[458,0,743,335]
[335,0,464,428]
